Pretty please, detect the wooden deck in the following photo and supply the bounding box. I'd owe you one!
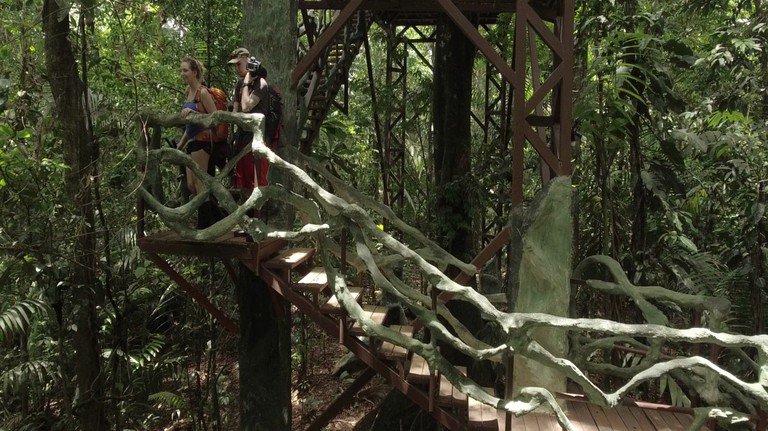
[137,230,286,261]
[563,400,699,431]
[469,396,708,431]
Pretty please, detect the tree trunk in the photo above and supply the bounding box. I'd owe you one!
[236,2,296,430]
[243,0,297,225]
[432,15,482,367]
[433,14,476,264]
[42,1,106,430]
[237,266,292,431]
[623,0,648,282]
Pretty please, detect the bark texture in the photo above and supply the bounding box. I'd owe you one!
[433,14,476,263]
[238,2,296,429]
[432,14,482,367]
[42,1,107,429]
[237,266,292,431]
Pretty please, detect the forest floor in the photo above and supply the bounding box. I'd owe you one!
[288,320,388,430]
[180,314,387,431]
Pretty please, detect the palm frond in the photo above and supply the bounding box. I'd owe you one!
[148,390,187,410]
[0,359,59,395]
[129,333,166,369]
[671,251,729,296]
[0,299,49,343]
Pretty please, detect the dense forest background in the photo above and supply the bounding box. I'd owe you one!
[1,0,767,429]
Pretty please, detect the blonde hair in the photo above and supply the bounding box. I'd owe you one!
[181,56,205,81]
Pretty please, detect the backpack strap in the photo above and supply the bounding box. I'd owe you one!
[194,87,208,114]
[192,86,218,143]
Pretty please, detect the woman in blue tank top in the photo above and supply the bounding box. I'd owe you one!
[176,56,217,199]
[182,100,205,138]
[176,56,220,229]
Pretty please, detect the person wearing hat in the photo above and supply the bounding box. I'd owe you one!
[228,47,270,191]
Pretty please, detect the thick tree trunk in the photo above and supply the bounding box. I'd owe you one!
[243,0,297,203]
[432,16,482,366]
[433,15,476,264]
[237,266,292,431]
[236,2,296,430]
[42,1,106,430]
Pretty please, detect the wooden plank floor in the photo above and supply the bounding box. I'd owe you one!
[137,229,286,260]
[492,401,703,431]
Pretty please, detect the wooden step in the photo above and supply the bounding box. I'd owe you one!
[378,325,414,361]
[293,266,328,293]
[468,388,498,430]
[438,366,468,408]
[320,286,363,314]
[263,247,314,270]
[349,304,388,336]
[407,353,431,384]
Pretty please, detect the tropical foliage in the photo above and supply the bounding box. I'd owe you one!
[1,0,767,429]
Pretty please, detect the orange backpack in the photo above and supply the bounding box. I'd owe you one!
[194,86,229,143]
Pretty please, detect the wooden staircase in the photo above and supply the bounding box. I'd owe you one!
[257,245,475,430]
[298,11,371,153]
[254,245,709,431]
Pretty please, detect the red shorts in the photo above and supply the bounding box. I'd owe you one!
[234,131,278,188]
[235,154,268,188]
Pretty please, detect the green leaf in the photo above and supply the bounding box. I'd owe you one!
[678,236,698,253]
[149,391,186,410]
[0,299,48,343]
[134,265,146,277]
[748,203,765,228]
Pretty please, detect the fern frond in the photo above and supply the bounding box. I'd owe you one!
[673,251,728,296]
[0,359,58,395]
[129,333,166,369]
[0,299,49,343]
[148,390,186,410]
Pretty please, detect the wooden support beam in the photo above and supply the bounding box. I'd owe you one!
[512,0,528,206]
[526,12,563,59]
[306,367,376,431]
[556,0,575,175]
[146,253,238,333]
[433,0,519,89]
[411,227,511,332]
[291,0,364,88]
[296,0,566,18]
[220,258,239,285]
[524,126,562,175]
[525,63,566,115]
[300,0,518,11]
[454,226,511,286]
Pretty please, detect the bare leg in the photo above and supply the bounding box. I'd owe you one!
[186,149,211,196]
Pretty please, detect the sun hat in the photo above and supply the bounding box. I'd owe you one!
[228,47,250,64]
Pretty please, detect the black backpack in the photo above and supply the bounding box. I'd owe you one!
[237,74,283,145]
[265,86,283,145]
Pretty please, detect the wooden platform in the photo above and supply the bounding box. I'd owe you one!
[482,399,705,431]
[137,230,286,261]
[297,0,562,22]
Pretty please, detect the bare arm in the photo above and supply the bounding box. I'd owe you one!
[241,76,264,113]
[198,88,218,113]
[241,87,261,113]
